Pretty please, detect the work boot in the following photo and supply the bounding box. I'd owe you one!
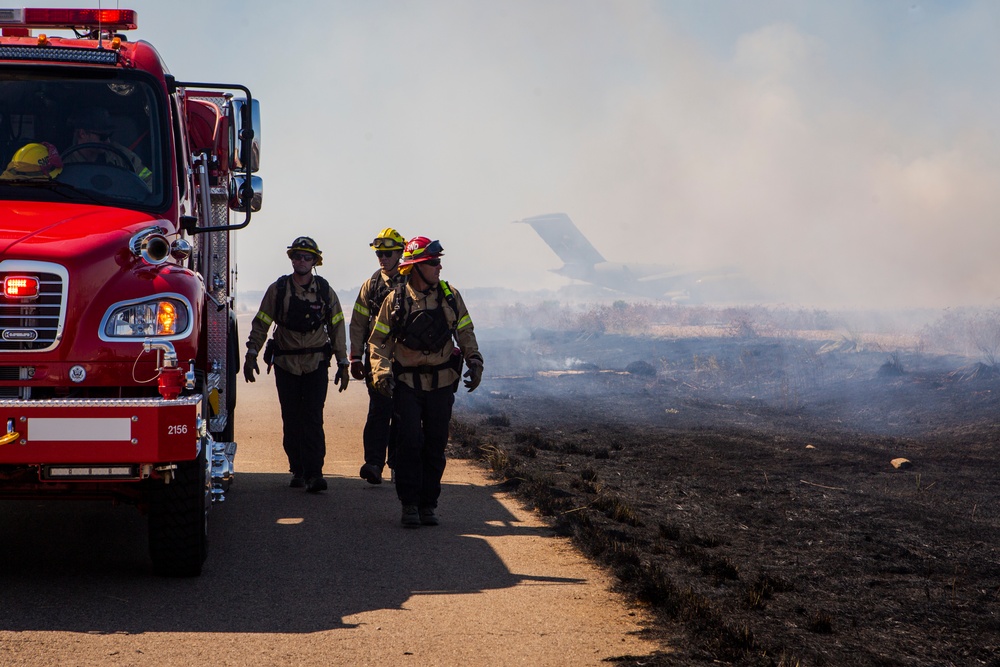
[359,463,382,485]
[305,476,328,494]
[401,504,420,528]
[418,507,439,526]
[289,475,305,488]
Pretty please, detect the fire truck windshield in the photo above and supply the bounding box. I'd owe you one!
[0,73,166,209]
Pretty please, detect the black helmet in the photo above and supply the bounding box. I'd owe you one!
[287,236,323,266]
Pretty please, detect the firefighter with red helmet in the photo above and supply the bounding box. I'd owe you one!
[368,236,484,527]
[244,236,350,493]
[349,227,406,485]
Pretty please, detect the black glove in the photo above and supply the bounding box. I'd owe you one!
[335,362,350,393]
[373,374,394,399]
[463,359,483,392]
[350,359,366,381]
[243,354,259,383]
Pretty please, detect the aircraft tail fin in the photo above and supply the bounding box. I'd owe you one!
[515,213,606,266]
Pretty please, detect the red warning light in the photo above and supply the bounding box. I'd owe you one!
[4,276,39,298]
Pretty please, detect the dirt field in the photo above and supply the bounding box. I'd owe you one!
[450,306,1000,666]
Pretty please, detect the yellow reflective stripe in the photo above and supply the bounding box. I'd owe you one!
[373,320,391,334]
[353,302,370,317]
[138,167,152,181]
[330,311,345,326]
[255,311,272,325]
[456,314,472,330]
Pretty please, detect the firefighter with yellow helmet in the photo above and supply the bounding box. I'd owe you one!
[368,236,484,527]
[244,236,350,493]
[350,227,407,485]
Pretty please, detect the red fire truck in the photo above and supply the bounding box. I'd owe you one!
[0,8,260,576]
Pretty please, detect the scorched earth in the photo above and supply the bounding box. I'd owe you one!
[450,302,1000,666]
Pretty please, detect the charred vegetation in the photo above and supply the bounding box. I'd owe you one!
[452,302,1000,666]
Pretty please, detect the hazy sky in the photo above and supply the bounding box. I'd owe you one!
[25,1,1000,308]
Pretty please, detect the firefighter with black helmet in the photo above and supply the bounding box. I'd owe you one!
[368,236,484,527]
[350,227,406,485]
[244,236,350,493]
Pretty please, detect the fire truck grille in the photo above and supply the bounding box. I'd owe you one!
[0,272,63,351]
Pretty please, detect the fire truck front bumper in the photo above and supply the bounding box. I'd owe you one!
[0,396,206,467]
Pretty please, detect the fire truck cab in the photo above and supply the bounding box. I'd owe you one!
[0,8,260,576]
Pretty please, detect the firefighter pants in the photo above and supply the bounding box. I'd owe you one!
[393,382,454,508]
[274,364,329,479]
[364,381,398,472]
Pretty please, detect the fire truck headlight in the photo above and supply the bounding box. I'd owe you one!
[101,296,192,339]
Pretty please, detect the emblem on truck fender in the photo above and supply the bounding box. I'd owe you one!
[69,365,86,383]
[1,329,38,341]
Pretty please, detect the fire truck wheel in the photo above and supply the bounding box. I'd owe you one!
[147,445,209,577]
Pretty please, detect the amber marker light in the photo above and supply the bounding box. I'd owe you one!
[157,301,177,335]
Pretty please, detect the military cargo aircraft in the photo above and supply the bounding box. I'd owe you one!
[515,212,743,302]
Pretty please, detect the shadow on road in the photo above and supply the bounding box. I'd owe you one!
[0,473,582,633]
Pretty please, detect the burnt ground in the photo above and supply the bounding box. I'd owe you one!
[449,325,1000,666]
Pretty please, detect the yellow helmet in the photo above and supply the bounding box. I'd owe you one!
[0,142,63,180]
[370,227,405,251]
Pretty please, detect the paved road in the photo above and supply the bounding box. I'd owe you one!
[0,343,659,665]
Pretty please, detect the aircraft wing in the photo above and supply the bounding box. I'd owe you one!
[515,213,606,266]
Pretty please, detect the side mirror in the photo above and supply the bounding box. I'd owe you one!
[228,98,260,173]
[228,174,263,212]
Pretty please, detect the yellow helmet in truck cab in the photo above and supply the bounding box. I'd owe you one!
[0,142,63,180]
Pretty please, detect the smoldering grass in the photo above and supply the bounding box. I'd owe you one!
[807,610,834,634]
[479,443,509,472]
[592,493,644,527]
[483,412,511,427]
[515,442,537,458]
[744,574,796,610]
[448,418,483,455]
[700,556,740,582]
[514,429,555,451]
[658,522,681,541]
[878,351,906,377]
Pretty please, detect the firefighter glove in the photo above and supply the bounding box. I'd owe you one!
[335,361,350,393]
[350,359,366,381]
[243,354,259,383]
[464,358,483,392]
[374,374,394,399]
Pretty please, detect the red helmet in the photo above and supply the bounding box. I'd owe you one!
[398,237,443,270]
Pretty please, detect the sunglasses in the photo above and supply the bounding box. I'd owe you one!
[423,258,441,267]
[374,250,398,258]
[371,238,403,250]
[291,252,315,262]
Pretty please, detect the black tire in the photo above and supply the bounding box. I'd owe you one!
[148,444,209,577]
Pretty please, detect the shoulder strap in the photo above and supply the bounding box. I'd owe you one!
[313,274,333,320]
[274,275,289,324]
[368,269,391,312]
[438,280,459,329]
[389,277,410,333]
